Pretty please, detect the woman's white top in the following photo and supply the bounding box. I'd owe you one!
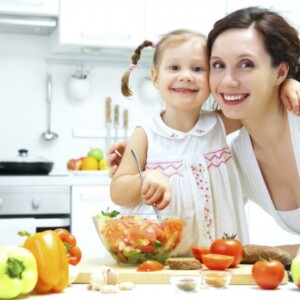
[121,110,249,256]
[231,111,300,234]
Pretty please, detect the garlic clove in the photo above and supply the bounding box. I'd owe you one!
[100,285,119,294]
[118,281,135,290]
[88,266,118,291]
[89,270,106,291]
[106,268,118,285]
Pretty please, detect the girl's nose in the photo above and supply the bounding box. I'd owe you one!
[178,70,193,81]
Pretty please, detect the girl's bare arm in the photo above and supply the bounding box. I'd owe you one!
[110,127,148,206]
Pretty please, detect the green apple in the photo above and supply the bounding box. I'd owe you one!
[291,255,300,288]
[87,148,104,161]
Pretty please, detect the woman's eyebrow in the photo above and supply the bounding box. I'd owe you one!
[210,56,221,61]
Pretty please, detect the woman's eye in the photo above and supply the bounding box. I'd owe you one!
[169,65,179,71]
[212,62,224,69]
[240,61,254,68]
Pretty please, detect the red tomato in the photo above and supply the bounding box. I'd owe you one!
[210,234,243,268]
[202,254,234,270]
[135,245,156,253]
[252,260,285,289]
[192,246,211,263]
[127,224,157,242]
[137,260,164,272]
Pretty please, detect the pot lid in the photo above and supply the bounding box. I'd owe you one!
[0,149,52,163]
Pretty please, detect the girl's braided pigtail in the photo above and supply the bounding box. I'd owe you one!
[121,40,154,97]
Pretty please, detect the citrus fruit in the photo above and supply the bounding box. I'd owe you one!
[80,157,98,170]
[99,159,109,170]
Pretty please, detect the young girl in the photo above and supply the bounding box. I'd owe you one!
[110,29,249,256]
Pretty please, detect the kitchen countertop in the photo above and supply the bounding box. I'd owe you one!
[0,171,110,186]
[19,282,300,300]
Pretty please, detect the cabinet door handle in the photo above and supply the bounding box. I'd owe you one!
[32,196,41,209]
[0,197,3,209]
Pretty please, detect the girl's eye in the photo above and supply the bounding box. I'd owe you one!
[192,66,202,72]
[169,65,180,71]
[211,62,224,69]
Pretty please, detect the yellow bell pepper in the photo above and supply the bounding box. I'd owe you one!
[21,230,69,294]
[0,245,38,299]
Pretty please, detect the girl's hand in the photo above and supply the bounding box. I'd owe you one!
[106,140,128,177]
[141,170,171,210]
[280,78,300,115]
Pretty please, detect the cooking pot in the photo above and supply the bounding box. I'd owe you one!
[0,149,54,175]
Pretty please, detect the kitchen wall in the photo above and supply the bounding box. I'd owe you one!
[0,33,163,174]
[1,1,299,175]
[0,3,299,247]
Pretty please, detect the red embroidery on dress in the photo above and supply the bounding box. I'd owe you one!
[190,163,214,242]
[170,132,179,138]
[196,128,205,133]
[146,161,184,177]
[205,147,232,169]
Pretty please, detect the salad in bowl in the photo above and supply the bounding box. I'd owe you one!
[93,209,186,265]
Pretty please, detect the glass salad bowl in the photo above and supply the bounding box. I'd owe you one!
[93,213,186,265]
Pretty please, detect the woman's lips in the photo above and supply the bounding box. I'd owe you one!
[221,93,249,105]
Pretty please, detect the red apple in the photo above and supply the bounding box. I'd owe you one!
[67,158,84,170]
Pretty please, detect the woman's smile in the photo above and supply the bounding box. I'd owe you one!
[221,93,249,105]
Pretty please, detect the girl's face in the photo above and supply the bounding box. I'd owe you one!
[209,28,287,120]
[151,39,210,113]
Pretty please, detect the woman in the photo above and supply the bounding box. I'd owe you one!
[107,7,300,256]
[207,6,300,256]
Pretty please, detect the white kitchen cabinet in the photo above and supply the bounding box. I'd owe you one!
[50,0,145,55]
[71,185,120,258]
[145,0,227,41]
[0,0,58,16]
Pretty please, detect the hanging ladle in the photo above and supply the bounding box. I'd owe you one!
[42,74,58,141]
[130,148,162,220]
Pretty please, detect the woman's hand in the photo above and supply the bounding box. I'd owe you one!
[280,78,300,115]
[106,140,128,177]
[141,170,172,210]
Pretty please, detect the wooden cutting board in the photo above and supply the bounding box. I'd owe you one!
[75,257,288,285]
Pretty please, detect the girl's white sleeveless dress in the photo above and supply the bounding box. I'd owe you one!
[121,110,249,256]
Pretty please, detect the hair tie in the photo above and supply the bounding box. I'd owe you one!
[152,42,157,48]
[129,63,136,71]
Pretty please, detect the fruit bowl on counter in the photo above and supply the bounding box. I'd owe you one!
[93,212,186,265]
[67,147,109,172]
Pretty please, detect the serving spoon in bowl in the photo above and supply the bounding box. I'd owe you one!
[130,148,162,220]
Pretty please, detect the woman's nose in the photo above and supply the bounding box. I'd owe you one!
[221,69,239,87]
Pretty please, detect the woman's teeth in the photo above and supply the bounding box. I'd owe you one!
[223,95,245,101]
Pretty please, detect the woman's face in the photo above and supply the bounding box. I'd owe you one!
[209,28,284,120]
